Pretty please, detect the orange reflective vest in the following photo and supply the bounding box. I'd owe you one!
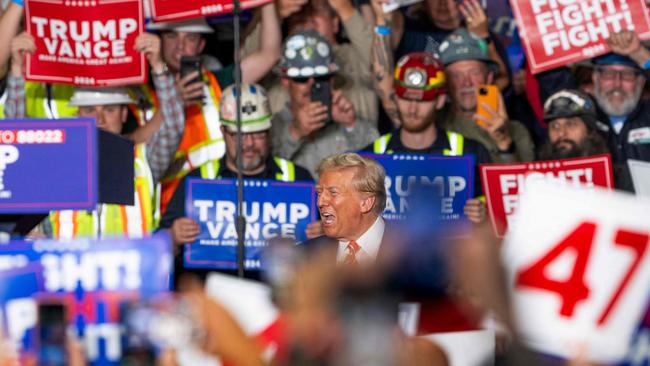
[160,71,224,213]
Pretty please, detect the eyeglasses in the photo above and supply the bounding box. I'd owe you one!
[290,75,331,84]
[225,130,268,140]
[595,67,641,82]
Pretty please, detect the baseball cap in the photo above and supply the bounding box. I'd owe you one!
[592,53,640,69]
[394,52,447,101]
[438,29,498,71]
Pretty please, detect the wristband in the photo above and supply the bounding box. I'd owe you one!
[374,25,392,36]
[12,0,24,7]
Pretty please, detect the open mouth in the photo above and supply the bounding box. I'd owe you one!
[321,212,336,226]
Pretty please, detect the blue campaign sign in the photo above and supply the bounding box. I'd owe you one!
[363,153,475,224]
[0,234,172,365]
[0,118,97,213]
[184,178,317,270]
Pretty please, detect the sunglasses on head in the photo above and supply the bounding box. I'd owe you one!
[291,75,331,84]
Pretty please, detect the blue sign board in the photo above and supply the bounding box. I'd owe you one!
[363,153,475,225]
[0,118,97,213]
[185,178,317,270]
[0,234,172,365]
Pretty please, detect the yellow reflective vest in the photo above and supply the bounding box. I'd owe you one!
[372,131,465,155]
[49,143,156,239]
[25,82,77,118]
[199,157,296,181]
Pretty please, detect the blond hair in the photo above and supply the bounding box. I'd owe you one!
[317,153,386,215]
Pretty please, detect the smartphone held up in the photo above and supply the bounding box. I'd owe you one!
[476,84,499,127]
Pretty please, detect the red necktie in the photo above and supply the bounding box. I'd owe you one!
[344,240,361,264]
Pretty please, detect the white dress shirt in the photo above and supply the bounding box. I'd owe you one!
[336,216,385,264]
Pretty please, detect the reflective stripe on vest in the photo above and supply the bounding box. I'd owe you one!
[25,82,77,118]
[169,71,224,177]
[442,131,464,156]
[160,71,224,212]
[373,133,393,154]
[0,90,6,118]
[273,157,295,181]
[199,157,296,182]
[49,144,156,239]
[372,131,464,155]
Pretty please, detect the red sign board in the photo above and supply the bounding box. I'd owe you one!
[480,155,614,237]
[510,0,650,74]
[149,0,272,22]
[24,0,146,86]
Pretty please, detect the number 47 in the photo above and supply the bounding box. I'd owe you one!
[516,222,649,326]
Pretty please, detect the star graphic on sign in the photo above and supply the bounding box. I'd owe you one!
[242,101,257,115]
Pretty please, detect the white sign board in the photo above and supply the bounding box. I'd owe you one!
[628,159,650,198]
[502,181,650,363]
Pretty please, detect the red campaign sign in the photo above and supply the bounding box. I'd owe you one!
[510,0,650,74]
[481,154,614,238]
[149,0,272,22]
[25,0,146,86]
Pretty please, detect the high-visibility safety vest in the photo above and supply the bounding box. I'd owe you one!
[25,82,77,118]
[160,71,224,211]
[199,157,297,181]
[372,131,465,155]
[0,90,6,118]
[49,143,157,240]
[128,84,160,123]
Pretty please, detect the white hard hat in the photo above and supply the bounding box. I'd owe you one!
[147,18,214,33]
[69,87,133,107]
[219,83,272,133]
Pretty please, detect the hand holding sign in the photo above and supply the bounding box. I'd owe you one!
[171,217,201,247]
[607,30,650,66]
[460,0,489,38]
[134,32,165,73]
[277,0,308,18]
[10,32,35,77]
[463,198,486,223]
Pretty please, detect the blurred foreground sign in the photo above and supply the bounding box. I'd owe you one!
[502,181,650,363]
[0,234,172,365]
[25,0,146,86]
[481,155,613,237]
[0,118,97,213]
[148,0,271,22]
[184,178,316,270]
[510,0,650,73]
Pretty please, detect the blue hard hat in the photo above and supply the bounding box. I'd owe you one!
[592,53,639,69]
